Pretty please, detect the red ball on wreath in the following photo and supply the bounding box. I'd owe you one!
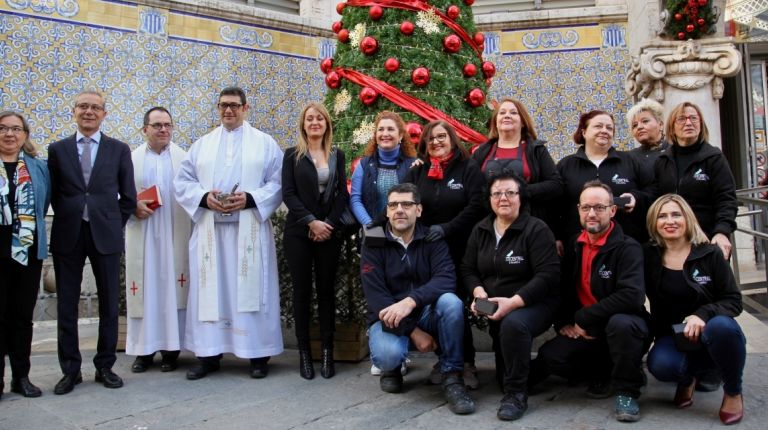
[467,88,485,107]
[384,57,400,73]
[369,5,384,21]
[474,32,485,46]
[359,87,379,106]
[677,32,686,40]
[412,67,430,86]
[325,71,341,89]
[443,34,461,53]
[400,21,415,35]
[463,63,477,77]
[320,58,333,74]
[331,21,343,33]
[405,122,423,143]
[360,36,379,55]
[697,18,706,26]
[674,13,683,22]
[687,0,697,7]
[338,29,349,43]
[697,0,707,6]
[686,24,695,33]
[481,61,496,79]
[336,2,345,14]
[463,0,475,5]
[446,5,460,20]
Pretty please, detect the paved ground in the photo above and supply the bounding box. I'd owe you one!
[1,318,767,430]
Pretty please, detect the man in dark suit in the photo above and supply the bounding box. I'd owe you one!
[47,90,136,394]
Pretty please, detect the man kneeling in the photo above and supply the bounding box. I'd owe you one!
[360,183,475,415]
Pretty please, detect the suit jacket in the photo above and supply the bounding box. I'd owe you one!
[47,133,136,255]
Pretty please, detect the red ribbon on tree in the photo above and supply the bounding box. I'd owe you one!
[345,0,484,59]
[336,68,487,145]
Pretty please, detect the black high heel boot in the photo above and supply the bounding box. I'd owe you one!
[299,349,315,380]
[320,348,335,379]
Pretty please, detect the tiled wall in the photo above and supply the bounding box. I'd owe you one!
[1,1,630,160]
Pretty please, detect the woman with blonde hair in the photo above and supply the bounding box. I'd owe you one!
[643,194,745,425]
[626,98,668,170]
[282,102,349,379]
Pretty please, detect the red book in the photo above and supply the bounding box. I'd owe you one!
[137,185,162,210]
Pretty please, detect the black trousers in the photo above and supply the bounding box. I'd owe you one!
[283,232,343,349]
[489,302,554,393]
[533,313,649,398]
[0,256,42,379]
[54,221,120,375]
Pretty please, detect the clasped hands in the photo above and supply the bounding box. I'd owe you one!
[207,190,247,214]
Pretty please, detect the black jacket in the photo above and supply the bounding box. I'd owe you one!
[643,243,742,337]
[360,223,456,335]
[471,138,562,223]
[556,146,652,243]
[282,147,348,235]
[461,212,560,307]
[403,156,486,267]
[628,139,668,172]
[652,141,737,238]
[557,223,647,336]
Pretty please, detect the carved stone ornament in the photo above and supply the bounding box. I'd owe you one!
[625,38,742,101]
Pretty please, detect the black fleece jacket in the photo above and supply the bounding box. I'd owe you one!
[557,223,647,336]
[460,212,560,307]
[651,140,737,238]
[643,243,742,337]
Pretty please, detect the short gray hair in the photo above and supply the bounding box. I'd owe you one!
[626,98,664,127]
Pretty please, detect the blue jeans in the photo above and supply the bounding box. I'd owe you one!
[369,293,464,374]
[647,315,745,395]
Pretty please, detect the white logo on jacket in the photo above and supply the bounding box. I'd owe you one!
[611,173,629,185]
[598,264,613,279]
[692,268,712,285]
[693,169,709,181]
[447,178,463,190]
[505,249,524,264]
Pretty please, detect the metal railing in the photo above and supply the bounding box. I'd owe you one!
[733,186,768,290]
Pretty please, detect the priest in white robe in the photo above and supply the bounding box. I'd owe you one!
[174,87,284,380]
[125,107,190,373]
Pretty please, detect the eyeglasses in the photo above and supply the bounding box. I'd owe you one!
[75,103,105,112]
[147,122,173,130]
[218,102,243,111]
[0,126,25,134]
[386,201,417,210]
[428,133,448,144]
[578,204,612,213]
[490,190,519,200]
[674,115,700,125]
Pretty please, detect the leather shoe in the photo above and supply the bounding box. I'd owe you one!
[250,358,269,379]
[11,377,42,398]
[380,369,403,393]
[673,378,696,409]
[719,393,743,425]
[95,368,124,389]
[299,349,315,380]
[320,348,335,379]
[54,372,83,395]
[186,360,220,380]
[160,353,179,372]
[131,356,153,373]
[497,391,528,421]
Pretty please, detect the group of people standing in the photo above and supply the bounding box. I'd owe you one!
[0,90,746,426]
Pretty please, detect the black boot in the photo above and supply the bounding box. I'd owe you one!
[443,372,476,415]
[299,349,315,380]
[320,348,335,379]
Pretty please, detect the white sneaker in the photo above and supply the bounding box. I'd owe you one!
[370,359,409,376]
[370,364,382,376]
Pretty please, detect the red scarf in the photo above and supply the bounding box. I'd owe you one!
[427,150,454,180]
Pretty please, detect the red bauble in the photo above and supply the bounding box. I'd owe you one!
[331,21,342,33]
[384,57,400,73]
[697,18,706,26]
[369,5,384,21]
[400,21,415,35]
[446,5,460,20]
[677,32,686,40]
[463,63,477,77]
[336,2,345,14]
[325,71,341,89]
[473,32,484,46]
[412,67,430,86]
[463,0,474,5]
[467,88,485,107]
[338,29,349,43]
[360,36,379,55]
[687,0,697,6]
[674,13,683,21]
[405,122,423,143]
[359,87,379,106]
[481,61,496,79]
[443,34,461,53]
[320,58,333,74]
[697,0,707,6]
[686,24,695,33]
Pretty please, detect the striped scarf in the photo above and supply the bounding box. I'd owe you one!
[0,152,36,265]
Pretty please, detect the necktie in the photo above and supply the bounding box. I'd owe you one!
[81,137,92,221]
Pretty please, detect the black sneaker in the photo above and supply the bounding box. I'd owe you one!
[380,369,403,393]
[442,372,475,415]
[497,391,528,421]
[586,379,612,399]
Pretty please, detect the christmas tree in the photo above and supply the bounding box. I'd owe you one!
[322,0,494,165]
[663,0,719,40]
